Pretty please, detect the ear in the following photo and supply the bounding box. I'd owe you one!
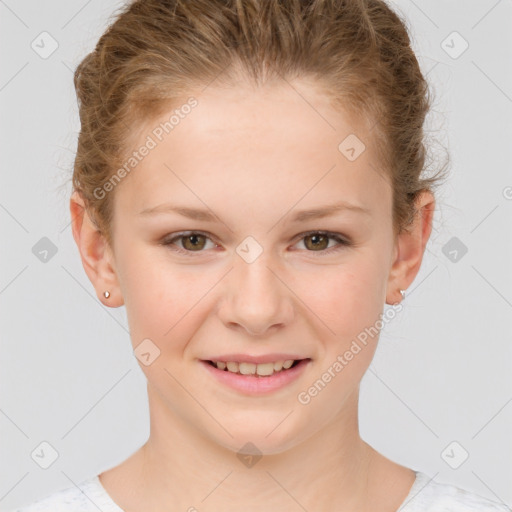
[69,191,124,307]
[386,190,435,305]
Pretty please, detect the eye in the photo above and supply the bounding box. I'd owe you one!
[160,231,218,255]
[160,230,352,256]
[292,230,352,255]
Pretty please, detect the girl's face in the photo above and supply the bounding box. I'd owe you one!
[107,78,399,454]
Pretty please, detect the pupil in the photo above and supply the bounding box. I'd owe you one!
[308,234,327,250]
[184,234,204,250]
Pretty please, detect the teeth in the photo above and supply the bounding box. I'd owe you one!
[273,361,283,371]
[239,362,256,375]
[212,359,297,376]
[226,361,239,372]
[256,363,274,376]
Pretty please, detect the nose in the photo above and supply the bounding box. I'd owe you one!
[218,250,294,337]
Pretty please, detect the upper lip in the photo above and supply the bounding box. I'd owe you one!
[202,353,310,364]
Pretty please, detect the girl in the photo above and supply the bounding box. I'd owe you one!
[11,0,511,510]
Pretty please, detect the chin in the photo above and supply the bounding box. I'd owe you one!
[207,419,309,458]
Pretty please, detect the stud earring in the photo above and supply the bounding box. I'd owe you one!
[399,289,406,300]
[103,291,110,299]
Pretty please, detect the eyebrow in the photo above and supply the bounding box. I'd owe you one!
[138,201,371,222]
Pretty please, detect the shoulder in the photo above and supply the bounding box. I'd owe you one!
[7,475,124,512]
[399,472,512,512]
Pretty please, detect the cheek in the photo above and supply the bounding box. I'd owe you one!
[116,240,388,355]
[116,248,189,343]
[118,248,222,356]
[291,255,386,341]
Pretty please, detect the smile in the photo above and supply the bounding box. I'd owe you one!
[200,358,311,394]
[207,359,298,376]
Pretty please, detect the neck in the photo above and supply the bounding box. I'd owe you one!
[114,383,378,512]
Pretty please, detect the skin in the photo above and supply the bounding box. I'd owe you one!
[70,76,435,512]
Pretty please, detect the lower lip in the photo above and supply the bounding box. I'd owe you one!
[200,359,311,395]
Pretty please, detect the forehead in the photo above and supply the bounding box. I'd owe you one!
[175,78,365,148]
[116,79,390,217]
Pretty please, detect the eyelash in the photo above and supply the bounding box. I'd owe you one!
[160,230,352,257]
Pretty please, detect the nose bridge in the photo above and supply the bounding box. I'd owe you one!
[222,242,293,334]
[236,246,277,292]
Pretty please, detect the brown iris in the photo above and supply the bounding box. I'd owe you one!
[182,234,207,251]
[303,233,329,251]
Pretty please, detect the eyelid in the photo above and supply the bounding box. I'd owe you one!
[160,229,352,256]
[290,230,352,255]
[292,229,351,245]
[160,230,219,254]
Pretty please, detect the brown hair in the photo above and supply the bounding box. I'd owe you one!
[72,0,449,247]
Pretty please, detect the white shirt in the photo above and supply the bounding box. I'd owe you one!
[8,470,512,511]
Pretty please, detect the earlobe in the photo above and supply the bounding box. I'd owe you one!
[69,191,123,307]
[385,191,435,305]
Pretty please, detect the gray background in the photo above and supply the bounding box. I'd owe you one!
[1,0,511,509]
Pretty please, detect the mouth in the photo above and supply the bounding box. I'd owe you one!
[200,357,311,394]
[204,358,307,377]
